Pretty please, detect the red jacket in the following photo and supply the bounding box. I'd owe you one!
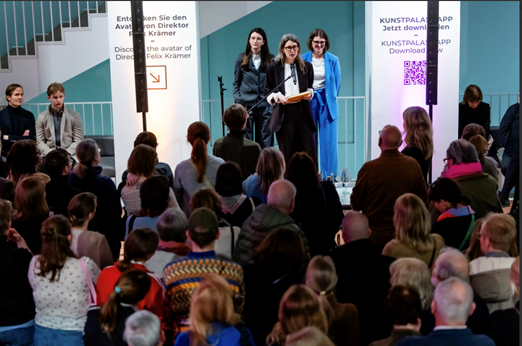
[96,262,165,319]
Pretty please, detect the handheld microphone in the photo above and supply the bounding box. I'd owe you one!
[291,63,297,85]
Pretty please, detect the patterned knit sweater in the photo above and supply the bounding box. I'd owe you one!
[163,251,245,326]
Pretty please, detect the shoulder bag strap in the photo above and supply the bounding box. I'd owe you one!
[189,159,215,190]
[79,258,97,305]
[458,214,476,251]
[428,241,437,269]
[230,225,235,256]
[249,197,255,210]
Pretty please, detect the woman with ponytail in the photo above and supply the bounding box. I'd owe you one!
[28,215,101,345]
[305,255,360,346]
[173,122,225,216]
[96,228,165,321]
[68,138,123,261]
[84,269,152,346]
[68,192,113,269]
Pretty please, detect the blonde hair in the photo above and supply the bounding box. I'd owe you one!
[393,193,434,253]
[403,107,434,160]
[188,274,242,346]
[286,326,335,346]
[390,258,434,309]
[257,147,286,195]
[481,213,518,253]
[306,256,337,297]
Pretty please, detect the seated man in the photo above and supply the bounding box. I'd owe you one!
[0,83,36,157]
[213,104,261,180]
[233,179,309,266]
[36,82,84,160]
[124,310,165,346]
[397,277,495,346]
[163,207,244,331]
[469,213,517,313]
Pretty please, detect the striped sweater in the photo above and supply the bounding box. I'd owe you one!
[163,251,244,326]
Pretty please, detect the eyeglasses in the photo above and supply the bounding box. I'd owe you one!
[284,45,299,52]
[443,158,450,164]
[312,40,326,45]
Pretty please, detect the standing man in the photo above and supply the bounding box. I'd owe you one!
[0,84,36,157]
[36,82,84,160]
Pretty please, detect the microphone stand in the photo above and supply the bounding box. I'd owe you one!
[246,75,292,115]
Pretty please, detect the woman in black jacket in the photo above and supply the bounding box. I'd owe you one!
[233,27,274,149]
[458,84,491,140]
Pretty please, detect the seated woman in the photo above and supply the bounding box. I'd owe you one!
[462,123,500,186]
[305,255,360,346]
[173,122,225,216]
[28,215,101,346]
[189,188,240,260]
[428,177,475,250]
[286,152,344,257]
[11,176,50,254]
[266,284,329,346]
[68,192,114,269]
[84,269,151,346]
[242,228,308,346]
[458,84,491,140]
[242,147,286,204]
[382,193,445,268]
[215,161,259,228]
[174,274,255,346]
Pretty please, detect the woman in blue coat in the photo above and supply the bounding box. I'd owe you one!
[302,29,341,179]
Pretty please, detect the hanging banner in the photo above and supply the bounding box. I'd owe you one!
[107,1,201,184]
[366,1,460,179]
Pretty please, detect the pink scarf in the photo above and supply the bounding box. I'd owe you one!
[441,162,482,179]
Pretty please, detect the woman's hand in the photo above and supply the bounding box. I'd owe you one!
[277,92,289,105]
[302,91,312,101]
[126,172,139,187]
[7,228,32,254]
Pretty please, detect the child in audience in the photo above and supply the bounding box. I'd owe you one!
[28,215,100,346]
[243,146,285,204]
[68,192,113,269]
[174,274,255,346]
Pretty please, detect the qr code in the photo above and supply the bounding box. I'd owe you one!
[404,60,427,85]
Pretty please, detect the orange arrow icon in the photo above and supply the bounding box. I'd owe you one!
[150,73,160,83]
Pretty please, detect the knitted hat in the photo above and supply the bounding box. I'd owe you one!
[188,207,219,234]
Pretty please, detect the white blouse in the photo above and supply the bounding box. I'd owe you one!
[268,63,314,105]
[28,256,101,331]
[311,57,325,90]
[252,53,261,70]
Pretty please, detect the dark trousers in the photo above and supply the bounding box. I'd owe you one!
[501,152,519,196]
[244,104,273,149]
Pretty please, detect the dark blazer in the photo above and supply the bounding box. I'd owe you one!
[264,60,316,133]
[46,175,82,217]
[396,328,495,346]
[401,145,431,184]
[0,105,36,156]
[0,176,15,202]
[233,53,275,107]
[458,102,491,140]
[498,102,519,156]
[485,301,519,346]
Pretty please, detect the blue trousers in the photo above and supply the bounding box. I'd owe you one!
[0,324,34,346]
[33,325,83,346]
[311,88,338,179]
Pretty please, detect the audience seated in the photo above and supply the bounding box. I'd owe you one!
[68,138,123,260]
[121,131,174,187]
[97,228,164,320]
[213,104,261,180]
[286,326,335,346]
[12,176,50,254]
[233,179,309,266]
[401,107,434,183]
[286,152,344,257]
[189,188,240,259]
[428,178,475,250]
[462,123,500,186]
[396,277,495,346]
[215,161,260,228]
[305,255,360,346]
[329,211,395,346]
[428,248,489,335]
[121,144,178,216]
[0,199,36,344]
[6,139,50,188]
[267,284,329,346]
[242,228,308,346]
[28,215,101,346]
[68,192,113,269]
[36,82,84,160]
[145,208,191,278]
[84,269,152,346]
[369,285,422,346]
[44,148,81,216]
[465,216,519,261]
[382,194,445,268]
[124,310,165,346]
[351,125,428,249]
[242,146,285,204]
[0,83,36,157]
[469,213,518,313]
[163,207,244,334]
[485,256,520,346]
[173,122,225,216]
[174,274,255,346]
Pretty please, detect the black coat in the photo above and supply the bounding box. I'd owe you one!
[402,145,431,184]
[11,215,49,255]
[46,175,82,217]
[84,305,136,346]
[458,102,491,140]
[233,53,274,107]
[498,102,519,157]
[0,105,36,156]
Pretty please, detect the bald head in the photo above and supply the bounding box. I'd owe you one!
[431,248,470,287]
[267,179,296,215]
[379,125,403,151]
[341,211,370,243]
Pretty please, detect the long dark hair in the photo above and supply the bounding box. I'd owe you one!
[285,152,321,193]
[187,122,210,184]
[241,28,272,69]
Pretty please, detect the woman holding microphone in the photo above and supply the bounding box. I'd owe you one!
[302,29,341,180]
[233,28,275,149]
[265,34,317,167]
